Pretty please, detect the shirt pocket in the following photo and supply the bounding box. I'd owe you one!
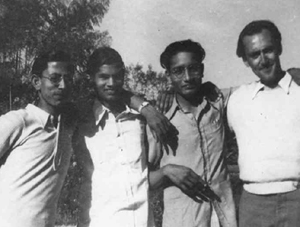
[203,108,222,135]
[118,119,147,170]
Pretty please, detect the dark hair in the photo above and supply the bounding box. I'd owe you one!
[236,20,282,59]
[160,39,206,71]
[31,50,73,76]
[86,47,124,76]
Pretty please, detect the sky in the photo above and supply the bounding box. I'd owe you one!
[101,0,300,88]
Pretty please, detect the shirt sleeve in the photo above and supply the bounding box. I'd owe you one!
[146,125,163,169]
[226,94,235,132]
[221,86,239,108]
[0,111,25,159]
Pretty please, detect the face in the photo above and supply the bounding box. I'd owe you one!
[168,52,203,100]
[242,29,282,87]
[92,64,124,103]
[32,62,73,114]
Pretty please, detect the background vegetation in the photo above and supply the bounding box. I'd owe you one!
[0,1,240,226]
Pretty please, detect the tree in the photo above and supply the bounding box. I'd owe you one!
[125,63,169,101]
[0,0,111,113]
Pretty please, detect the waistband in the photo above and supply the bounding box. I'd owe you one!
[244,181,300,195]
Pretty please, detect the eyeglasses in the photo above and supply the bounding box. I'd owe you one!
[170,63,203,79]
[42,74,74,85]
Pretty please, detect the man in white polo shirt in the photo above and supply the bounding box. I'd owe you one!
[227,20,300,227]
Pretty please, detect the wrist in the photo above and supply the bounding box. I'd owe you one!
[162,164,172,177]
[138,101,150,113]
[162,165,174,187]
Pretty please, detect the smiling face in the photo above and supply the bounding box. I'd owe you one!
[168,51,203,101]
[32,61,73,115]
[242,29,283,87]
[93,64,124,105]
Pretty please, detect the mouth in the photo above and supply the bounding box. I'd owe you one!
[259,63,273,72]
[105,89,119,94]
[53,93,67,100]
[182,84,197,90]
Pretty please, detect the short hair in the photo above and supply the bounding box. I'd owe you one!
[86,47,124,76]
[236,20,282,59]
[160,39,206,71]
[31,50,73,76]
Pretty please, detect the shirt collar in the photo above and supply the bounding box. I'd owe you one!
[92,99,138,125]
[25,104,52,128]
[93,99,110,125]
[252,72,292,99]
[165,93,208,120]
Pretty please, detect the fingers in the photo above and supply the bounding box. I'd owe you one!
[156,93,166,113]
[181,173,220,203]
[156,91,174,114]
[194,183,221,202]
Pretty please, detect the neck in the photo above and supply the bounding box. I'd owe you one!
[100,99,126,116]
[264,70,286,89]
[36,100,60,116]
[177,92,203,110]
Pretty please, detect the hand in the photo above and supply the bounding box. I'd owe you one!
[156,89,175,114]
[141,104,173,142]
[200,82,221,102]
[288,68,300,86]
[163,164,219,203]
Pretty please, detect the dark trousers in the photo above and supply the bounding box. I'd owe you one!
[239,188,300,227]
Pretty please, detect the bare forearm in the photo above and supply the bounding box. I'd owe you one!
[149,165,172,190]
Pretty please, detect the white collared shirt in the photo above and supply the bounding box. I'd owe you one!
[0,104,74,227]
[228,72,300,194]
[79,100,154,227]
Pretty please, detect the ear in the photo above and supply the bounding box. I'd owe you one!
[200,63,204,78]
[31,74,42,91]
[165,70,170,77]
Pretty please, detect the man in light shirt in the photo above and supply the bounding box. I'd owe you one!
[227,20,300,226]
[0,50,77,227]
[149,40,237,227]
[75,47,156,227]
[0,49,171,227]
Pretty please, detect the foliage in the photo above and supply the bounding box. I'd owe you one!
[124,63,169,101]
[0,0,111,113]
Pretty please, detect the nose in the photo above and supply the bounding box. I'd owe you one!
[260,52,268,65]
[183,68,192,81]
[58,78,66,89]
[107,76,118,86]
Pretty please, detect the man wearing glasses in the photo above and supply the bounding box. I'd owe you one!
[0,50,77,227]
[149,40,237,227]
[0,49,172,227]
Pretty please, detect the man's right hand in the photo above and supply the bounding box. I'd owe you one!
[288,68,300,85]
[163,164,219,203]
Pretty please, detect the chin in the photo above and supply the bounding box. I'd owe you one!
[105,96,121,102]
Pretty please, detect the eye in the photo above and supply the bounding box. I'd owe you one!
[250,52,260,59]
[171,67,184,75]
[96,74,110,80]
[49,73,62,83]
[264,47,274,54]
[188,64,202,73]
